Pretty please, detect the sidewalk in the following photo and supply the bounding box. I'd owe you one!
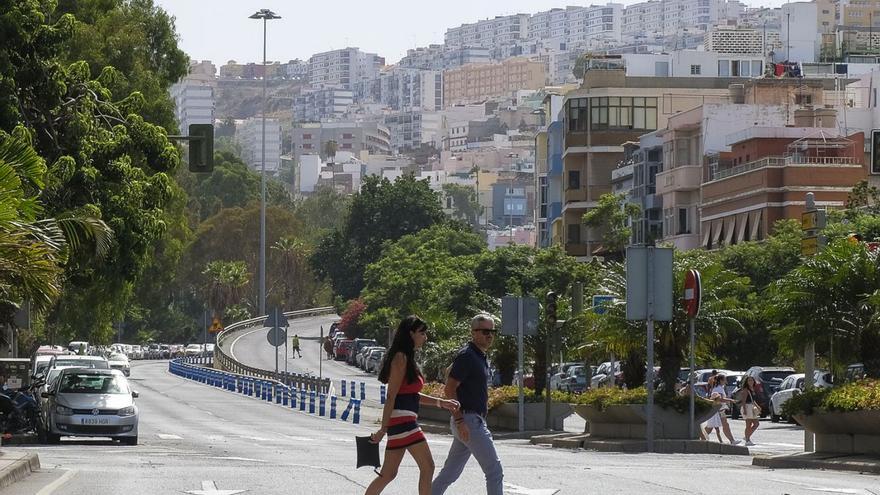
[0,450,40,490]
[753,452,880,475]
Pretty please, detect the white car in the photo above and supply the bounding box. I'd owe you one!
[107,353,131,377]
[550,362,581,391]
[184,344,204,357]
[365,349,385,373]
[769,370,833,422]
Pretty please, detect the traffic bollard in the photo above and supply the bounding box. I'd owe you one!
[340,400,352,422]
[309,390,316,414]
[282,386,289,406]
[350,381,356,398]
[236,377,243,394]
[330,396,337,419]
[299,390,306,411]
[290,387,297,408]
[341,380,347,397]
[319,394,326,417]
[275,384,282,404]
[380,384,386,404]
[353,399,361,424]
[360,382,366,400]
[266,382,273,402]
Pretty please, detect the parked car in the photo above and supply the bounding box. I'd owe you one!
[47,355,110,371]
[129,345,144,360]
[366,349,385,373]
[355,346,381,369]
[768,370,833,423]
[40,368,139,445]
[845,363,865,382]
[108,353,131,377]
[184,344,204,357]
[561,365,589,393]
[67,341,90,355]
[724,372,746,419]
[334,339,354,361]
[204,344,215,357]
[743,366,796,418]
[591,361,621,389]
[348,339,378,365]
[550,362,581,391]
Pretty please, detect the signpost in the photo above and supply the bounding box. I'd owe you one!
[502,295,539,432]
[626,246,674,452]
[801,193,824,453]
[683,269,702,440]
[265,307,289,374]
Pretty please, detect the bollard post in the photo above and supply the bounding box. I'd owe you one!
[282,386,289,406]
[330,395,337,419]
[266,382,273,402]
[309,390,316,414]
[353,399,361,424]
[236,377,243,394]
[341,379,347,397]
[299,389,306,411]
[319,394,326,417]
[290,387,297,408]
[340,400,352,422]
[380,384,387,404]
[360,382,366,400]
[350,381,356,398]
[275,383,282,404]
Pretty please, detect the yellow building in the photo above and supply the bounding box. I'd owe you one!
[443,58,547,107]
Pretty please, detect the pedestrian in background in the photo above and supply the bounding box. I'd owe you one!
[712,375,741,445]
[432,313,504,495]
[736,376,761,446]
[291,334,302,359]
[365,316,460,495]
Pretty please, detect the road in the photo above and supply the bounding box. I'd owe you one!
[3,360,879,494]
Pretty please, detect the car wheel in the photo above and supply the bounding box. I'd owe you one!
[121,436,138,446]
[770,412,780,423]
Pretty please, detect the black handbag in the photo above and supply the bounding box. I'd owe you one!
[355,435,381,475]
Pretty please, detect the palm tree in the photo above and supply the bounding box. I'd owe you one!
[203,260,251,322]
[0,132,111,324]
[270,237,309,309]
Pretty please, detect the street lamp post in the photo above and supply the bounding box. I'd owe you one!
[249,8,281,317]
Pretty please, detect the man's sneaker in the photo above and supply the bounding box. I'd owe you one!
[732,440,742,446]
[745,440,755,446]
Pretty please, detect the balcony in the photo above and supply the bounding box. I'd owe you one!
[655,165,702,195]
[709,156,858,182]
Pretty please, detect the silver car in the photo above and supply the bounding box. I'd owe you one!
[40,368,139,445]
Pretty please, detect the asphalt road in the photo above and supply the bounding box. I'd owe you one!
[3,360,879,494]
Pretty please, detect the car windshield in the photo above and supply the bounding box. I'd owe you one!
[761,371,794,382]
[109,353,127,361]
[54,359,108,369]
[58,373,129,394]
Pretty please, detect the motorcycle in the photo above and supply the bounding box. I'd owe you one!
[0,380,45,441]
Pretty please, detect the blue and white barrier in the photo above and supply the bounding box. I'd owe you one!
[380,384,386,404]
[341,380,347,397]
[168,359,361,426]
[360,382,366,400]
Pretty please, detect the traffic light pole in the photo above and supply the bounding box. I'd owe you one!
[545,292,557,431]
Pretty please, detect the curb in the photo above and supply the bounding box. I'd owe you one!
[753,453,880,475]
[0,452,40,490]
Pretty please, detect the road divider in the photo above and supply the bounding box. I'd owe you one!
[169,358,360,424]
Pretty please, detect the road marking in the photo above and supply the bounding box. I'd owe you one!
[35,468,78,495]
[207,456,267,463]
[770,479,868,494]
[503,482,559,495]
[229,327,265,362]
[157,434,183,440]
[185,480,247,495]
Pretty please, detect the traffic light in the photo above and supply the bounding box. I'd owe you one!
[187,123,214,173]
[546,291,558,328]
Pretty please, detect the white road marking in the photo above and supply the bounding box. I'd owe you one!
[156,434,183,440]
[770,479,869,494]
[206,456,267,463]
[35,468,78,495]
[185,480,247,495]
[503,482,559,495]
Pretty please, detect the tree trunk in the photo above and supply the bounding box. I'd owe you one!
[622,349,646,389]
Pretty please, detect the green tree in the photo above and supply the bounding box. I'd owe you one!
[203,260,250,321]
[294,186,350,244]
[442,183,483,230]
[310,174,446,300]
[582,193,641,257]
[323,140,338,161]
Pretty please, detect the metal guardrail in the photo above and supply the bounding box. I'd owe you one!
[214,307,336,393]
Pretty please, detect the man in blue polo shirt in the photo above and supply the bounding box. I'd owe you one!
[432,313,503,495]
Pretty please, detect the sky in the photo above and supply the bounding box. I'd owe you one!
[155,0,792,66]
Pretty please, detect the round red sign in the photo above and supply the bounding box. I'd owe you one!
[683,269,701,318]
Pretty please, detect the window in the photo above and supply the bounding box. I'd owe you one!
[718,60,730,77]
[752,60,763,76]
[568,170,581,189]
[567,224,581,244]
[654,61,669,77]
[567,98,588,131]
[302,133,312,140]
[690,65,701,75]
[677,208,690,235]
[795,94,813,105]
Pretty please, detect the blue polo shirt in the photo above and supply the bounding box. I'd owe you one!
[449,342,489,416]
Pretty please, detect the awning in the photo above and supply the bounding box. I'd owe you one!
[711,219,723,247]
[749,209,762,241]
[701,222,712,248]
[723,216,736,246]
[736,212,749,244]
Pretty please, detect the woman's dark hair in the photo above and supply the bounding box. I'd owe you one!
[378,315,426,385]
[743,376,756,391]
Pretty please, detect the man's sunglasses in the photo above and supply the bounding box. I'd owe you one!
[474,328,497,336]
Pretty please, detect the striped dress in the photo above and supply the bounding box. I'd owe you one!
[386,375,426,450]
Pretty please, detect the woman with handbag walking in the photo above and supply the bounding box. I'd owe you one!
[736,376,761,446]
[366,315,460,495]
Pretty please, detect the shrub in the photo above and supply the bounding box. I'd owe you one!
[420,383,577,411]
[784,379,880,417]
[570,387,713,414]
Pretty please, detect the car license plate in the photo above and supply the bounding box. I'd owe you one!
[81,418,110,425]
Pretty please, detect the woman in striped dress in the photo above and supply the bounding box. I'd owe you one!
[366,316,460,495]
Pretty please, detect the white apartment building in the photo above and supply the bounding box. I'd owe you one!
[308,47,385,90]
[169,71,215,136]
[236,118,282,174]
[566,3,624,47]
[293,87,354,122]
[444,14,531,49]
[780,2,819,63]
[622,0,728,38]
[704,25,766,54]
[378,68,443,111]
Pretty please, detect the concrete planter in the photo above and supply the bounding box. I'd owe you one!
[573,403,721,440]
[794,410,880,455]
[419,402,573,431]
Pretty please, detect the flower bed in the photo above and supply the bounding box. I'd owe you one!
[783,379,880,417]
